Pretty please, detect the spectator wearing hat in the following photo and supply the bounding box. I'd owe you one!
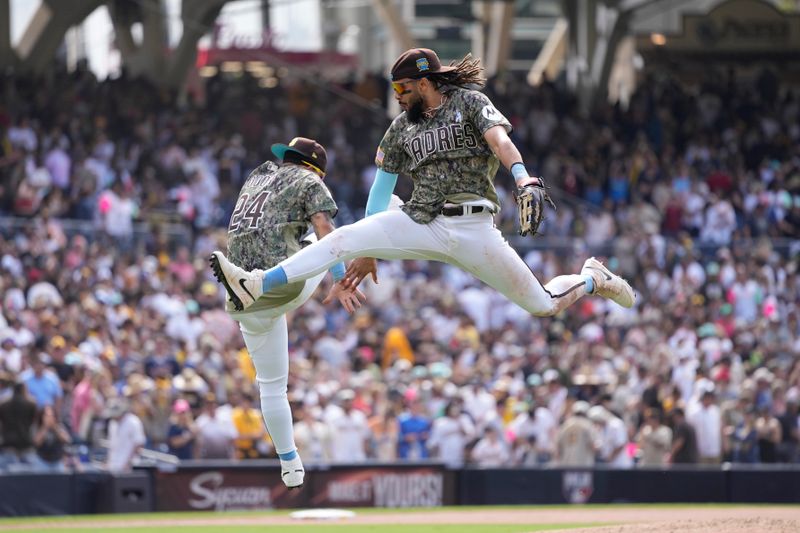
[47,335,76,386]
[167,398,198,460]
[687,390,722,464]
[556,401,598,466]
[172,367,209,405]
[105,397,146,472]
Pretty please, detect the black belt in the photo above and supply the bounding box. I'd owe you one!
[441,205,490,216]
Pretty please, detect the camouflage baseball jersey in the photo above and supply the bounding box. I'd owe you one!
[375,87,512,224]
[226,161,337,312]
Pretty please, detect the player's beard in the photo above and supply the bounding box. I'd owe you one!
[406,97,425,123]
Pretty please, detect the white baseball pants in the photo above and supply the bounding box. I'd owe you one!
[233,270,326,457]
[280,209,588,317]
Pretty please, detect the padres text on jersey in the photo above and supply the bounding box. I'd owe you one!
[375,87,512,224]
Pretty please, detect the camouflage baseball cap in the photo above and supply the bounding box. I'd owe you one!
[390,48,455,80]
[271,137,327,175]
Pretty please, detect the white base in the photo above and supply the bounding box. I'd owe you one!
[289,509,357,520]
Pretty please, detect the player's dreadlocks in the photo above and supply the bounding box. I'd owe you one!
[428,54,486,89]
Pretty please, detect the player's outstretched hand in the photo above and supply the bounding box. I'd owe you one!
[323,282,367,314]
[342,257,378,289]
[515,176,541,188]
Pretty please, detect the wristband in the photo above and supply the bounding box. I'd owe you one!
[511,162,527,181]
[329,262,346,282]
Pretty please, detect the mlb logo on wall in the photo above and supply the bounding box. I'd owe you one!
[562,471,593,504]
[416,58,430,72]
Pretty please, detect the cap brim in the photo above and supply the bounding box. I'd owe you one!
[396,65,458,80]
[271,143,303,160]
[412,65,457,79]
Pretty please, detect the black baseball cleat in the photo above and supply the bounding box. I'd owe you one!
[208,251,263,311]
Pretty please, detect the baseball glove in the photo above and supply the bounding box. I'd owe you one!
[516,178,556,237]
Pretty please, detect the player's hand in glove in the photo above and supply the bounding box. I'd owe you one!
[516,176,556,237]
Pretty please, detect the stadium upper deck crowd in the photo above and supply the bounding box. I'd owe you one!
[0,63,798,472]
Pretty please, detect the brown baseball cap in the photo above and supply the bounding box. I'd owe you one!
[390,48,455,81]
[271,137,327,175]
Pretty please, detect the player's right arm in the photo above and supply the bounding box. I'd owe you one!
[341,123,406,288]
[308,210,337,239]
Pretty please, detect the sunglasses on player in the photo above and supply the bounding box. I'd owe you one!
[391,80,417,95]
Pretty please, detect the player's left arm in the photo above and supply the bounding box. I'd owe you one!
[483,125,540,188]
[339,167,397,290]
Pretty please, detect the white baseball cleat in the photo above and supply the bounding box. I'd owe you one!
[208,251,263,311]
[581,257,635,308]
[280,455,305,490]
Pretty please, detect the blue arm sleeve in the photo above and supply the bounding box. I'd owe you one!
[365,168,398,216]
[329,262,345,281]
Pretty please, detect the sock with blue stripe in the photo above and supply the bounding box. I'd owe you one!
[278,449,298,461]
[584,275,594,294]
[262,266,288,293]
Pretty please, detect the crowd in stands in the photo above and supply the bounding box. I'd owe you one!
[0,63,798,472]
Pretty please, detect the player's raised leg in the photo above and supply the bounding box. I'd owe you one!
[211,210,450,310]
[448,215,633,315]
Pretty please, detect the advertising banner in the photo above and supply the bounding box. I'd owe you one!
[153,463,454,511]
[154,468,306,511]
[309,465,455,508]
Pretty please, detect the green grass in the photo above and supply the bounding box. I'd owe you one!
[0,525,605,533]
[1,504,795,532]
[0,502,781,525]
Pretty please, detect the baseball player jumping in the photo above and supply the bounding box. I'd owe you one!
[211,137,371,489]
[211,47,634,349]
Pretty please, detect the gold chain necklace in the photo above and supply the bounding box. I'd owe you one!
[423,94,448,119]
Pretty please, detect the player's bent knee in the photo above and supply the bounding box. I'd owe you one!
[529,304,557,318]
[258,377,288,398]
